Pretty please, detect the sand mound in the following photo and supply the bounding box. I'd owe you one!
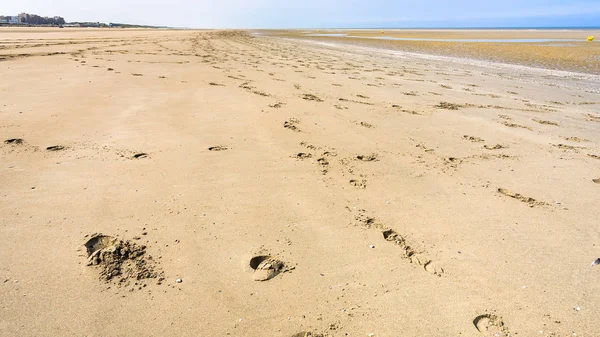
[84,234,164,286]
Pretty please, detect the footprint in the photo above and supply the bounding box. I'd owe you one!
[84,234,117,257]
[295,152,312,159]
[382,229,403,243]
[484,144,504,150]
[317,158,329,165]
[4,138,24,145]
[208,146,228,151]
[132,153,148,159]
[269,102,285,108]
[356,154,378,161]
[463,135,484,143]
[498,188,547,207]
[291,333,324,337]
[284,118,300,132]
[532,119,559,126]
[349,179,367,189]
[249,255,285,281]
[473,314,507,336]
[423,260,444,276]
[301,94,323,102]
[46,145,66,151]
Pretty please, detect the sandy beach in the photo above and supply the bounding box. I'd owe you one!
[1,28,600,337]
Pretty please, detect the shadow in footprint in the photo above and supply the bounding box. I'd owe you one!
[132,153,148,159]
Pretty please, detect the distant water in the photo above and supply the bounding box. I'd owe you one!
[310,27,600,30]
[305,33,596,43]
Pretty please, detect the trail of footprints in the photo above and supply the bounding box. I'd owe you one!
[3,138,150,160]
[354,209,445,277]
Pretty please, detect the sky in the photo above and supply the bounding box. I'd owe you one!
[3,0,600,28]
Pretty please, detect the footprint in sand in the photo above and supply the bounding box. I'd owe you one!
[84,234,164,286]
[301,94,323,102]
[349,179,367,189]
[284,118,301,132]
[4,138,24,145]
[473,314,508,336]
[357,154,378,162]
[84,234,117,256]
[317,157,329,165]
[497,188,547,207]
[423,260,444,276]
[295,152,312,159]
[291,333,324,337]
[484,144,504,150]
[208,146,228,151]
[46,145,66,151]
[249,255,285,281]
[463,135,484,143]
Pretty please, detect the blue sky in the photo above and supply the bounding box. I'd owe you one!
[4,0,600,28]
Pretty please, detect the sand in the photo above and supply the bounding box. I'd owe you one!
[1,28,600,337]
[268,29,600,75]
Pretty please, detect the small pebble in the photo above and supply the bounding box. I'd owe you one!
[592,258,600,266]
[176,278,182,283]
[369,245,375,249]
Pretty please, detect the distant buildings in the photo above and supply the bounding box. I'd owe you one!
[0,13,65,25]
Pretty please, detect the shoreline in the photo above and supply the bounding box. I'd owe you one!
[273,36,600,92]
[262,29,600,75]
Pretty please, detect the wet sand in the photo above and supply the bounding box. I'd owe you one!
[267,29,600,74]
[1,28,600,337]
